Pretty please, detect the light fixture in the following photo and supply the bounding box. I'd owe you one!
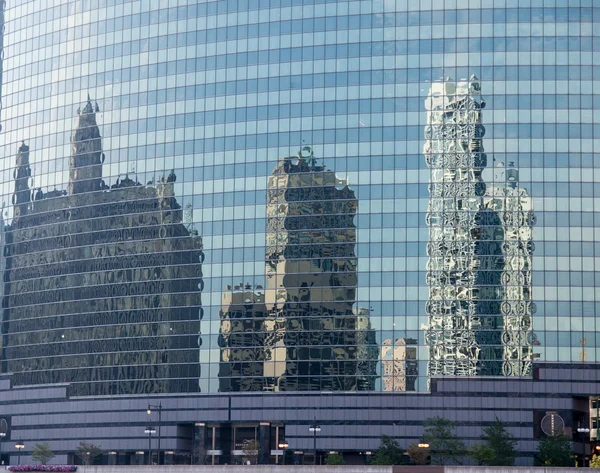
[418,443,430,448]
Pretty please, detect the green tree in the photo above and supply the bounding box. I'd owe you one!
[468,443,495,466]
[76,442,103,465]
[370,435,406,465]
[590,453,600,468]
[324,452,344,465]
[469,417,517,466]
[536,433,573,467]
[406,443,429,465]
[32,442,55,465]
[423,416,466,465]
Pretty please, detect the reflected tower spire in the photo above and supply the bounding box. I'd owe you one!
[68,96,105,194]
[13,141,31,218]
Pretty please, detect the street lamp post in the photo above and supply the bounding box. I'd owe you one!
[278,442,288,465]
[578,423,591,466]
[147,403,162,464]
[308,419,321,465]
[144,426,156,465]
[0,432,5,465]
[15,440,24,465]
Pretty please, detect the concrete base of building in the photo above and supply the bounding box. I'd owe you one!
[1,363,600,466]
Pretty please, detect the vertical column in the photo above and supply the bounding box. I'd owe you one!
[107,452,117,465]
[193,423,206,465]
[258,422,271,465]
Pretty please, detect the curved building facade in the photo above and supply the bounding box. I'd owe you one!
[0,0,597,467]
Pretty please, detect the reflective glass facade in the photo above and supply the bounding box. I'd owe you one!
[0,0,598,395]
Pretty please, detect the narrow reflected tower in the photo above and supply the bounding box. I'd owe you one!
[424,76,487,377]
[425,77,535,379]
[13,142,31,218]
[485,163,536,376]
[68,97,105,194]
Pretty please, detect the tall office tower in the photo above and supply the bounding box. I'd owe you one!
[485,163,536,377]
[218,284,269,392]
[1,101,204,396]
[424,76,487,377]
[263,147,375,391]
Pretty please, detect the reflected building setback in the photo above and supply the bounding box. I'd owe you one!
[218,147,377,392]
[424,76,535,378]
[264,147,376,391]
[1,98,204,395]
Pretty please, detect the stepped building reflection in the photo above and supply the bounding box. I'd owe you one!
[218,148,378,391]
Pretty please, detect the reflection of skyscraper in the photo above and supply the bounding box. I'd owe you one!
[216,148,377,392]
[1,99,204,395]
[68,98,105,195]
[381,338,417,391]
[424,76,487,377]
[13,142,31,218]
[263,147,374,391]
[218,284,268,392]
[424,77,535,378]
[485,164,535,376]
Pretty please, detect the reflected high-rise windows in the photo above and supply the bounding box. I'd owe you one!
[1,99,204,396]
[424,77,535,379]
[0,0,595,397]
[217,148,377,392]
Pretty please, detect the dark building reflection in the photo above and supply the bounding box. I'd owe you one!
[218,283,268,392]
[424,76,535,378]
[219,147,377,391]
[1,98,204,396]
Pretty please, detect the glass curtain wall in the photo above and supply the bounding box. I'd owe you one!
[0,0,595,393]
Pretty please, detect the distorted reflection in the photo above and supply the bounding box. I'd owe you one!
[1,98,204,396]
[424,76,535,378]
[219,147,378,391]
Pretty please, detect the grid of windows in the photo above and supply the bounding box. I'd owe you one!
[0,0,597,392]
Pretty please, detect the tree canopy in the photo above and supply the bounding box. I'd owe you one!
[324,452,344,465]
[406,443,429,465]
[370,435,406,465]
[536,433,573,467]
[422,416,466,465]
[76,442,103,465]
[469,417,517,466]
[32,443,55,465]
